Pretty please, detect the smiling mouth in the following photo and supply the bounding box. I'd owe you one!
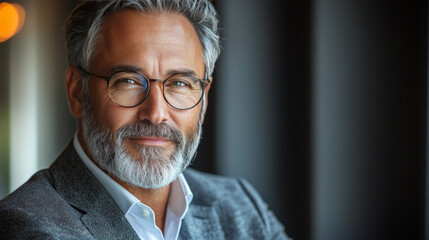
[127,136,172,147]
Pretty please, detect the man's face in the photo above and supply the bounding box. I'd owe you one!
[75,10,207,189]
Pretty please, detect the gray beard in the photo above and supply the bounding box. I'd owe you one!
[81,103,202,189]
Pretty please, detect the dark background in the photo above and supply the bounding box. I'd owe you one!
[0,0,427,239]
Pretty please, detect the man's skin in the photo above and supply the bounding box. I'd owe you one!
[65,9,210,232]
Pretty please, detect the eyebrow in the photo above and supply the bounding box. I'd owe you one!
[166,68,198,77]
[109,65,199,78]
[109,65,142,74]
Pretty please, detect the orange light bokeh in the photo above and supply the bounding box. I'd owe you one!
[0,2,25,43]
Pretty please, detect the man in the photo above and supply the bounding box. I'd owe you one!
[0,0,290,239]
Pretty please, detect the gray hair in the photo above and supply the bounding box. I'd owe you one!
[65,0,220,93]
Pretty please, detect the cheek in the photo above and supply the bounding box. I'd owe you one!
[90,82,110,104]
[102,108,141,133]
[88,82,137,131]
[172,106,202,138]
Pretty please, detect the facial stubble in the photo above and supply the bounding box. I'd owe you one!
[81,99,202,189]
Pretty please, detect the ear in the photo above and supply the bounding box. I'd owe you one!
[66,66,84,119]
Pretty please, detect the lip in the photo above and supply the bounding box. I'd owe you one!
[127,136,171,147]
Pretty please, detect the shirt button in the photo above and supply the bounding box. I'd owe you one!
[142,209,150,218]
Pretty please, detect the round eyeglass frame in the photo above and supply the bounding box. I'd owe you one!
[78,67,211,110]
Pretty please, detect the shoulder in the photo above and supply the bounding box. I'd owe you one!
[0,169,55,209]
[184,168,269,207]
[183,168,243,196]
[183,168,290,239]
[0,170,54,238]
[184,168,267,207]
[0,169,89,239]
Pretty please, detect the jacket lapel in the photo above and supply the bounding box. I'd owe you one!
[49,142,139,239]
[180,170,226,240]
[180,203,225,240]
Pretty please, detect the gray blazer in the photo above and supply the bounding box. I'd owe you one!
[0,142,290,239]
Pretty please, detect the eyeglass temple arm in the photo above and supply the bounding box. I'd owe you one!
[76,66,109,82]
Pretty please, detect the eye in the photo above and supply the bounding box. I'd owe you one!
[109,72,147,90]
[113,78,141,88]
[170,80,189,88]
[165,75,200,91]
[117,78,137,85]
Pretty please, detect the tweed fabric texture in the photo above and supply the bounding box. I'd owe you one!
[0,142,290,239]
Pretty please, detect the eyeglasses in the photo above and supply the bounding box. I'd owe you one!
[79,67,211,110]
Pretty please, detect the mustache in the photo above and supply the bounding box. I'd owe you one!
[115,122,184,146]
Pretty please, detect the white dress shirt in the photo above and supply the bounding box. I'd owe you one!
[73,134,193,240]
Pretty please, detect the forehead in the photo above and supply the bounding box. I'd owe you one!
[91,9,204,75]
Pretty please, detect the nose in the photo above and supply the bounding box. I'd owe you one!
[137,80,169,124]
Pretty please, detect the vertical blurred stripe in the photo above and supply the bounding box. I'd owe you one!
[9,0,37,191]
[312,1,427,239]
[426,1,429,238]
[5,0,76,193]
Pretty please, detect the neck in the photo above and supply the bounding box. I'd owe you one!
[113,176,171,233]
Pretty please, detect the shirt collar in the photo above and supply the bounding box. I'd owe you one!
[72,132,193,217]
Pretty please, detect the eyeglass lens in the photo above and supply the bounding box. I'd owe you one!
[107,72,204,109]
